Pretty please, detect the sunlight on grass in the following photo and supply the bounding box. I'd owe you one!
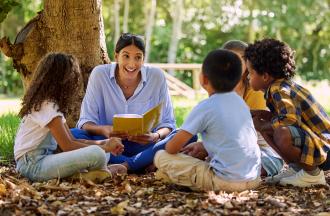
[172,94,206,127]
[0,95,21,116]
[0,113,20,162]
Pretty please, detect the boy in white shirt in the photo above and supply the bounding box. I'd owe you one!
[154,49,261,192]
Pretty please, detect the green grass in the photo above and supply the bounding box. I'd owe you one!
[172,95,205,127]
[0,113,20,162]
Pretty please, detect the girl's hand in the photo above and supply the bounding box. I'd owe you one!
[127,132,159,144]
[102,138,124,155]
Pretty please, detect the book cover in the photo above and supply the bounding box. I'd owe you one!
[113,103,162,135]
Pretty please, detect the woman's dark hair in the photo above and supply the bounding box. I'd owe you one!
[222,40,249,91]
[115,33,145,55]
[202,49,242,92]
[19,52,82,117]
[245,38,296,79]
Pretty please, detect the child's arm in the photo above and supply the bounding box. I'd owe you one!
[48,117,124,154]
[181,141,208,160]
[165,130,194,154]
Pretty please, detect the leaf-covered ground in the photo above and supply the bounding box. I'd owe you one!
[0,164,329,216]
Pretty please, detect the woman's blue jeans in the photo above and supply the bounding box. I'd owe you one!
[71,128,197,172]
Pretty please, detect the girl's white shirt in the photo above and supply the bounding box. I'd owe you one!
[14,101,65,161]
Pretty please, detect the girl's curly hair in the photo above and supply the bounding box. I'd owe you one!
[19,52,82,118]
[244,38,296,79]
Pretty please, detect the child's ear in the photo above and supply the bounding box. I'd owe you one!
[114,52,118,61]
[200,73,209,86]
[262,72,275,84]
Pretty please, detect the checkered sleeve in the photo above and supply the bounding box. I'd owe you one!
[270,85,301,129]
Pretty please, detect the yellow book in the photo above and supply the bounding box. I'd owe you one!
[113,103,162,135]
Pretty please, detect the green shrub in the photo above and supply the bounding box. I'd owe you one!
[0,113,20,162]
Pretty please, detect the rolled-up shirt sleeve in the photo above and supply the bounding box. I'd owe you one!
[76,68,102,129]
[155,72,176,131]
[270,89,300,129]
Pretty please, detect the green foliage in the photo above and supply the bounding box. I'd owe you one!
[0,0,19,23]
[1,0,330,96]
[0,56,23,95]
[0,113,20,162]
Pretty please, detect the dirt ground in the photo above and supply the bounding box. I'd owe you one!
[0,164,329,216]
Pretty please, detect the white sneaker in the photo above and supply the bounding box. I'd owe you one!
[265,167,297,184]
[280,169,327,187]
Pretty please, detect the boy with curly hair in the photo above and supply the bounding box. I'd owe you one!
[245,38,330,187]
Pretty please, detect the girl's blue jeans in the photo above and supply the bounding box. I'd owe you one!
[71,128,198,172]
[16,133,107,182]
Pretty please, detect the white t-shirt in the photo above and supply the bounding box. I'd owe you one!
[181,92,261,181]
[14,101,65,161]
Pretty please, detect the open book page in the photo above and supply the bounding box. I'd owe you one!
[113,103,162,135]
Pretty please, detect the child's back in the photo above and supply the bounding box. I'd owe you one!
[155,49,261,192]
[182,92,260,180]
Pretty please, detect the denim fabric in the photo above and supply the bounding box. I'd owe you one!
[16,133,107,182]
[71,128,198,171]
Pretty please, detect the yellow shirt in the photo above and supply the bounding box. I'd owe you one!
[243,87,267,110]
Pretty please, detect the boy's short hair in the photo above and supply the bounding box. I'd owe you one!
[245,38,296,79]
[202,49,242,92]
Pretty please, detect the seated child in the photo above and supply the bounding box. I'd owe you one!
[154,49,261,192]
[245,38,330,187]
[15,53,125,182]
[222,40,284,177]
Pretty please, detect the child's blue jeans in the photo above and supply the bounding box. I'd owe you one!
[16,133,107,182]
[71,128,198,171]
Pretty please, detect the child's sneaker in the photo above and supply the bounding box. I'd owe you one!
[265,167,297,184]
[279,169,327,187]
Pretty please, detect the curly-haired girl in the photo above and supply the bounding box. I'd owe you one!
[15,53,125,182]
[245,38,330,187]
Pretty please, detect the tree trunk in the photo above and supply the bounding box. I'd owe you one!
[113,0,120,48]
[167,0,183,73]
[122,0,129,33]
[144,0,156,63]
[0,0,110,127]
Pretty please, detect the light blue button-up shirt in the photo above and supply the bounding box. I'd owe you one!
[77,63,176,132]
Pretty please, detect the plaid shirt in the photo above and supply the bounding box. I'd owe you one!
[265,79,330,166]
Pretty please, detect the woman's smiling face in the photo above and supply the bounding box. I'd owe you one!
[115,44,144,80]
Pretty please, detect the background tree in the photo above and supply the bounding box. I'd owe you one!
[1,0,329,99]
[0,0,109,126]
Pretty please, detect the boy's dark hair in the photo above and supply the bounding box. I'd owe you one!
[202,49,242,92]
[115,33,145,56]
[245,38,296,79]
[19,52,82,118]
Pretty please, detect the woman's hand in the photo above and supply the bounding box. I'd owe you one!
[181,141,208,160]
[127,132,160,144]
[101,137,124,155]
[101,125,128,139]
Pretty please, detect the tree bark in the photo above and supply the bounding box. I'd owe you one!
[167,0,183,73]
[113,0,120,48]
[122,0,130,33]
[144,0,156,63]
[0,0,110,127]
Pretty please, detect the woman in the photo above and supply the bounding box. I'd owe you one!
[72,33,183,172]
